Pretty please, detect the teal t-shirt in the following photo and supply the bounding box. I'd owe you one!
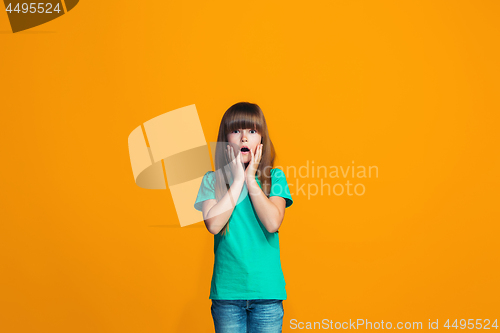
[194,168,293,300]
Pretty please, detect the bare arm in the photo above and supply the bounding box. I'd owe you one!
[202,177,246,235]
[246,177,286,233]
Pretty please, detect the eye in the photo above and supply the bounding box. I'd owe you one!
[250,129,257,134]
[231,130,240,134]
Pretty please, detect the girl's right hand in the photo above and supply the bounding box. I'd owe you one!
[226,144,245,182]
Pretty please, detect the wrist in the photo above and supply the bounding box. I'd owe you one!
[245,176,257,184]
[233,175,246,184]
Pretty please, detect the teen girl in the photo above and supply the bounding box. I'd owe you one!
[194,102,293,332]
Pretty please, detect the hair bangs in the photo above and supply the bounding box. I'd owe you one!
[225,109,263,134]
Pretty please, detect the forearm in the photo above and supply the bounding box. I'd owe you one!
[205,177,245,234]
[246,178,281,233]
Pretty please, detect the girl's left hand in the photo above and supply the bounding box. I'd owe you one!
[245,144,263,182]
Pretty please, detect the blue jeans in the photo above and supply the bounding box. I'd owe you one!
[211,299,284,333]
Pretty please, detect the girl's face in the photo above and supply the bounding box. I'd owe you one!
[227,128,262,164]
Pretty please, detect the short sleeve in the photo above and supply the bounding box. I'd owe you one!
[269,168,293,208]
[194,171,216,212]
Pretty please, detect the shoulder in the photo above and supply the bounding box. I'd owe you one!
[269,168,293,207]
[205,170,215,179]
[202,171,216,186]
[270,168,286,178]
[270,168,288,184]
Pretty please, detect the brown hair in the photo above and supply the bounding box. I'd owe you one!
[213,102,276,236]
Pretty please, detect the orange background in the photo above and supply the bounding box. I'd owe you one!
[1,1,499,332]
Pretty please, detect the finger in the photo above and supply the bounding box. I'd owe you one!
[235,147,241,164]
[236,147,241,162]
[233,146,238,161]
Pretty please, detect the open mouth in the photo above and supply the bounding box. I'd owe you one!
[240,147,250,154]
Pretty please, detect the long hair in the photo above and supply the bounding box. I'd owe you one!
[214,102,276,236]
